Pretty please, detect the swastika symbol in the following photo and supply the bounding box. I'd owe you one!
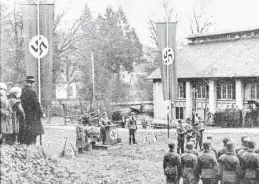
[110,129,118,140]
[162,47,174,65]
[29,35,49,59]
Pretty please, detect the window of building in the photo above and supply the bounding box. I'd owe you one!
[196,83,208,99]
[178,82,186,98]
[250,82,259,100]
[217,81,235,100]
[176,107,184,119]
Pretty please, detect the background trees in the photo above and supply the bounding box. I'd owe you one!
[0,1,145,112]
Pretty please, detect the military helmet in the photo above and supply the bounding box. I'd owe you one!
[168,141,175,148]
[203,140,212,149]
[223,137,230,145]
[186,142,194,150]
[207,135,213,141]
[247,140,255,149]
[241,136,248,143]
[226,141,235,151]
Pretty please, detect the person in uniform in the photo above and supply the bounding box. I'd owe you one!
[197,140,219,184]
[127,112,137,144]
[76,121,85,154]
[240,140,259,184]
[193,122,203,151]
[163,142,181,184]
[0,82,12,144]
[185,118,193,143]
[187,140,199,158]
[218,137,231,158]
[236,136,248,154]
[8,87,25,144]
[181,142,199,184]
[206,135,218,159]
[176,120,186,154]
[99,112,112,144]
[21,76,44,145]
[218,141,241,184]
[237,137,250,160]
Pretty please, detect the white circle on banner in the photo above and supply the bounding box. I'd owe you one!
[29,35,49,59]
[110,129,118,140]
[162,47,174,65]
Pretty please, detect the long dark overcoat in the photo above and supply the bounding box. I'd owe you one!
[21,85,44,141]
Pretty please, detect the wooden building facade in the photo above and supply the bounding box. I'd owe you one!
[147,28,259,122]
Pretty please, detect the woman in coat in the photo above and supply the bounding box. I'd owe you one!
[8,87,25,144]
[0,82,13,144]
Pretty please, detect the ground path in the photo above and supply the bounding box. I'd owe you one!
[39,117,259,183]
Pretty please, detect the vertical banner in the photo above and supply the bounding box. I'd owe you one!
[156,22,177,101]
[22,3,54,108]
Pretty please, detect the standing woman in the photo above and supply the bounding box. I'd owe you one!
[0,82,12,144]
[8,87,25,144]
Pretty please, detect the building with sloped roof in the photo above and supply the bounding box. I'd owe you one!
[147,28,259,122]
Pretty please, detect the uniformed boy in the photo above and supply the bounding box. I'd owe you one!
[177,120,187,154]
[181,142,199,184]
[218,141,241,184]
[163,142,181,184]
[198,140,219,184]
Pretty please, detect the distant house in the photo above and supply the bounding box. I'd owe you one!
[147,28,259,122]
[120,62,148,85]
[55,82,77,99]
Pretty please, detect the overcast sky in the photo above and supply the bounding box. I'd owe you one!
[54,0,259,46]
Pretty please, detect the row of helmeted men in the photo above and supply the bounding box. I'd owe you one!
[163,135,259,184]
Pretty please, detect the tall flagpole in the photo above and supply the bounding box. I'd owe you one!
[91,52,95,102]
[37,0,42,146]
[37,0,41,103]
[166,17,170,138]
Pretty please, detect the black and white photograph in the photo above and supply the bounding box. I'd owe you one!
[0,0,259,184]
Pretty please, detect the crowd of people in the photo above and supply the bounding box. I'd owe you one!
[0,76,44,145]
[213,104,259,128]
[163,118,259,184]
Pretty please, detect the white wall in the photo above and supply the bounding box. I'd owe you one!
[153,80,166,120]
[55,83,77,99]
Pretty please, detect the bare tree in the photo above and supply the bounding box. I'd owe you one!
[147,0,179,46]
[189,6,215,34]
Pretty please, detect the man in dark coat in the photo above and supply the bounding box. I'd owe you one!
[21,76,44,145]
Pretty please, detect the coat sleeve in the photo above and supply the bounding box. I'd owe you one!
[15,102,26,120]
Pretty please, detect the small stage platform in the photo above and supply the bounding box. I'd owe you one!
[92,143,123,150]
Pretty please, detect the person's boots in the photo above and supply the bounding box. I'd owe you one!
[129,137,131,144]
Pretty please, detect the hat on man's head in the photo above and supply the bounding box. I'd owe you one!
[26,76,35,83]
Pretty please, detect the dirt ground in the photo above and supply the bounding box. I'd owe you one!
[40,118,259,184]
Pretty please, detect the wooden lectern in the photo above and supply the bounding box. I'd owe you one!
[104,124,118,145]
